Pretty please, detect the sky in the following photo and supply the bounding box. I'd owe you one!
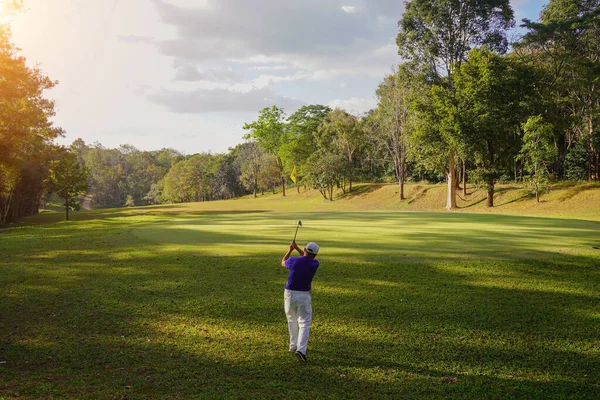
[6,0,548,154]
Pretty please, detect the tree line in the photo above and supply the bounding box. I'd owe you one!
[1,0,598,225]
[239,0,600,208]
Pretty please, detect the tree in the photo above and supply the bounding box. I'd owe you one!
[281,105,331,191]
[214,152,243,200]
[0,26,63,225]
[125,195,135,207]
[143,181,164,205]
[452,48,536,207]
[84,146,125,206]
[519,116,558,202]
[518,1,600,178]
[397,0,515,209]
[259,155,283,194]
[161,153,221,203]
[303,150,346,201]
[397,0,515,78]
[243,106,289,196]
[318,109,364,193]
[374,64,420,200]
[238,142,267,198]
[47,152,90,221]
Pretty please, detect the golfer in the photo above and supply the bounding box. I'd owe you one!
[281,241,320,361]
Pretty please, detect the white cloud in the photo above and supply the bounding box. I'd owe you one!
[173,63,243,83]
[249,65,295,71]
[120,0,403,115]
[328,97,376,115]
[149,87,305,113]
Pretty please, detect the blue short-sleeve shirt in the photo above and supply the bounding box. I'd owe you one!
[285,256,319,292]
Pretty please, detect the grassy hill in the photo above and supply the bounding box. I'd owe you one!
[27,181,600,225]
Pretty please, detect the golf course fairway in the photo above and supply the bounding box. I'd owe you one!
[2,208,599,398]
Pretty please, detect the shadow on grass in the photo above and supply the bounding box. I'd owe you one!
[18,207,270,227]
[408,186,433,205]
[334,184,386,200]
[556,182,600,201]
[2,212,600,398]
[459,187,532,209]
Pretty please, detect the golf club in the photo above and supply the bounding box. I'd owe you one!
[292,220,302,242]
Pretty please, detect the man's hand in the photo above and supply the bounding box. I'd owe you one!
[292,241,303,254]
[283,241,304,267]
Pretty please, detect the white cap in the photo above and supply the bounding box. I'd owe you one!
[306,242,319,255]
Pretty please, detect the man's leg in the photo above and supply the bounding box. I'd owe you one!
[284,290,299,351]
[296,293,312,356]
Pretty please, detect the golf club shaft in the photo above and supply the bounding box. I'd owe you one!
[293,224,300,242]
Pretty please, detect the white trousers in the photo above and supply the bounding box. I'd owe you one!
[284,289,312,354]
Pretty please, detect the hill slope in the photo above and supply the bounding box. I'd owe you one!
[27,181,600,225]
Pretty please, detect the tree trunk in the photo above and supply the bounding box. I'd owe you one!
[462,160,467,196]
[65,197,70,221]
[446,151,457,210]
[400,154,406,200]
[536,192,540,203]
[281,176,286,196]
[486,182,494,208]
[454,169,462,191]
[399,179,405,200]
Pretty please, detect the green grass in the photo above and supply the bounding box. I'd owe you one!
[1,190,600,398]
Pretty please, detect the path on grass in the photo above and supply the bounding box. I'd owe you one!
[82,192,95,211]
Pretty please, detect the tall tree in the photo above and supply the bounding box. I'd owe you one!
[518,1,600,178]
[238,142,267,198]
[214,151,243,200]
[319,109,363,193]
[281,104,331,191]
[452,48,536,207]
[243,106,289,196]
[374,64,420,200]
[519,116,558,202]
[0,26,63,226]
[47,151,90,221]
[397,0,515,209]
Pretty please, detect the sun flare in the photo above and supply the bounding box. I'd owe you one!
[0,0,20,24]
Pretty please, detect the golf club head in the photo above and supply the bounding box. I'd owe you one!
[298,220,302,227]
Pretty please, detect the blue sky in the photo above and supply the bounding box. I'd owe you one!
[9,0,548,154]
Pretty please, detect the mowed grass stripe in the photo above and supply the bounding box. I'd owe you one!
[1,210,599,399]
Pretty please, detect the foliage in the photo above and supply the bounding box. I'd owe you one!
[243,106,289,195]
[46,151,90,220]
[303,150,346,200]
[397,0,514,77]
[373,64,423,199]
[317,109,365,193]
[238,141,267,198]
[161,154,220,203]
[519,0,600,178]
[452,48,536,205]
[0,26,64,226]
[519,116,558,201]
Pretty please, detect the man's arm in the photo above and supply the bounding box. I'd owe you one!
[281,241,303,267]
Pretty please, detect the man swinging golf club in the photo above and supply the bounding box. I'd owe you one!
[281,235,319,362]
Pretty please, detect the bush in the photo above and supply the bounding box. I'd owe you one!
[565,140,590,181]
